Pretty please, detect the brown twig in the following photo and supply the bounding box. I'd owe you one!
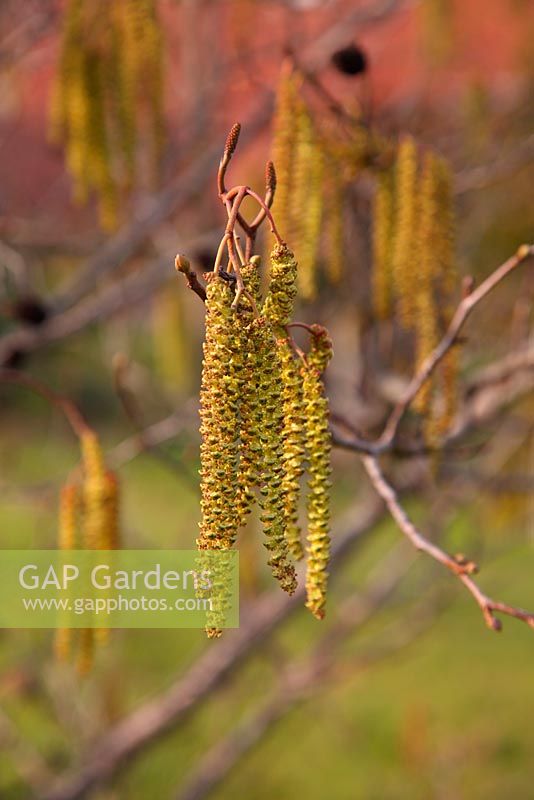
[361,453,534,632]
[0,368,90,438]
[377,244,534,450]
[175,255,207,302]
[218,124,277,256]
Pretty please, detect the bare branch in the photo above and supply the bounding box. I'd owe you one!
[377,244,534,449]
[361,453,534,632]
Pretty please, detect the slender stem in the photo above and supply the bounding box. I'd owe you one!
[0,369,90,438]
[361,453,534,632]
[376,244,534,449]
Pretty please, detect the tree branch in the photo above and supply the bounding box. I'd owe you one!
[377,244,534,449]
[361,453,534,632]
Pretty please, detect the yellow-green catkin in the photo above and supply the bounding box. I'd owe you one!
[392,136,419,327]
[49,0,165,228]
[324,170,345,286]
[303,328,333,619]
[372,168,395,320]
[420,0,454,66]
[235,259,263,527]
[54,483,80,663]
[413,152,440,416]
[291,105,323,300]
[434,156,457,301]
[80,431,109,550]
[198,275,241,551]
[434,155,459,434]
[255,317,297,594]
[262,243,298,328]
[270,62,299,237]
[152,284,191,393]
[277,336,306,561]
[262,243,305,561]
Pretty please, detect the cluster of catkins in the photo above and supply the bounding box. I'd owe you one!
[271,66,360,299]
[198,244,333,634]
[54,431,120,674]
[372,136,459,440]
[49,0,164,230]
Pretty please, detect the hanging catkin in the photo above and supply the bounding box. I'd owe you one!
[235,259,263,527]
[277,336,306,561]
[392,136,419,327]
[372,168,395,320]
[324,169,345,286]
[152,284,191,393]
[262,243,305,560]
[81,431,111,550]
[54,483,80,663]
[303,328,333,619]
[291,105,323,300]
[433,155,459,434]
[413,151,440,416]
[198,275,241,550]
[262,243,298,327]
[49,0,165,229]
[255,317,298,594]
[270,63,299,238]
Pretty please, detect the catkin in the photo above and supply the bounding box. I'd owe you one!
[49,0,165,228]
[324,170,345,286]
[271,63,299,237]
[152,284,191,393]
[255,318,298,594]
[235,260,263,527]
[291,105,323,300]
[434,156,457,300]
[392,136,419,327]
[80,431,109,550]
[303,328,333,619]
[198,275,241,550]
[413,152,440,415]
[277,337,306,561]
[54,484,80,662]
[372,168,395,320]
[262,243,298,327]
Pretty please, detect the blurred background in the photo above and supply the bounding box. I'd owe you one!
[0,0,533,798]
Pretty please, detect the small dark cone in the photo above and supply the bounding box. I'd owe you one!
[331,44,368,76]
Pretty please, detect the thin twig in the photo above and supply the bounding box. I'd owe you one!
[377,244,534,449]
[0,368,90,437]
[361,453,534,632]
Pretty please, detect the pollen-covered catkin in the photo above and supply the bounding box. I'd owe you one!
[54,483,80,662]
[303,328,333,619]
[324,170,345,285]
[80,431,109,549]
[392,136,419,326]
[291,105,323,300]
[49,0,165,228]
[235,260,263,527]
[271,63,299,236]
[198,275,241,550]
[262,243,298,327]
[277,337,306,561]
[413,152,439,415]
[254,318,297,594]
[372,168,395,320]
